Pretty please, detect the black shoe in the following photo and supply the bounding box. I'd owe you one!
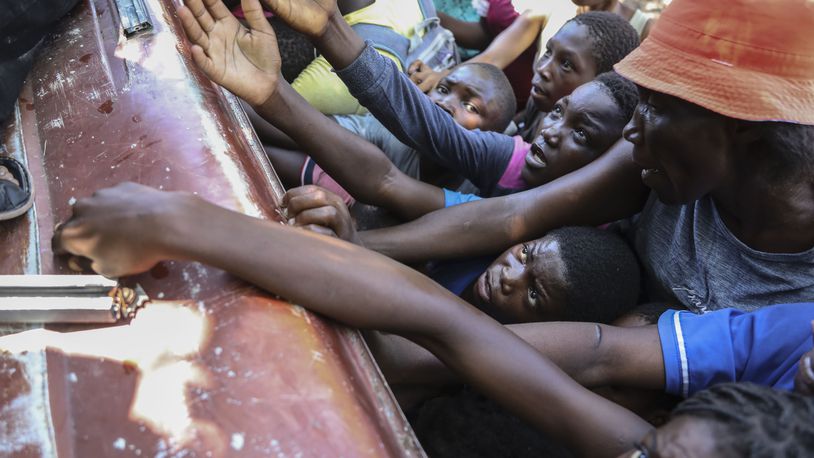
[0,156,33,221]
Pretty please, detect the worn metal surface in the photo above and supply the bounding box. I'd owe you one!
[0,0,423,456]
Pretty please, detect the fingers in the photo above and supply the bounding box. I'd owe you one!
[201,0,234,21]
[284,185,346,215]
[407,59,425,76]
[183,0,216,34]
[299,224,339,239]
[242,0,274,34]
[178,4,210,51]
[189,45,216,77]
[795,352,814,396]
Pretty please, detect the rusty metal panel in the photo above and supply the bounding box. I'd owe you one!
[0,0,424,456]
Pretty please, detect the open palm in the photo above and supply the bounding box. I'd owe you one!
[179,0,281,106]
[260,0,337,38]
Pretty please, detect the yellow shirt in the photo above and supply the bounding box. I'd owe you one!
[292,0,425,115]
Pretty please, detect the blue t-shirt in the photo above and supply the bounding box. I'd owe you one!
[658,302,814,398]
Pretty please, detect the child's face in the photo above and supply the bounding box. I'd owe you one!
[530,22,598,113]
[428,65,502,131]
[521,81,625,188]
[473,236,569,323]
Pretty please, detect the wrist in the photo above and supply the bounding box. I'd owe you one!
[153,192,208,262]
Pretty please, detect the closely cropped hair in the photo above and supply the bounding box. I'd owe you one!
[549,226,641,323]
[672,383,814,457]
[456,62,517,132]
[745,121,814,184]
[594,71,638,123]
[568,11,639,74]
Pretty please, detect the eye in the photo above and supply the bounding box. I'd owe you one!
[573,128,588,143]
[436,85,449,95]
[463,102,479,114]
[632,442,651,458]
[561,59,573,71]
[519,244,529,264]
[548,104,563,118]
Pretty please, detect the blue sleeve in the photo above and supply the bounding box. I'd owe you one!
[443,188,482,207]
[336,43,516,195]
[658,303,814,397]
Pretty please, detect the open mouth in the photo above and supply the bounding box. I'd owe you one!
[531,83,548,100]
[525,142,548,169]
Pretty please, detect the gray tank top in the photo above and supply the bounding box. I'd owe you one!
[630,193,814,313]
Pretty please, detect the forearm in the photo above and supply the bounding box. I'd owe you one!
[317,20,515,192]
[438,12,491,50]
[469,13,542,69]
[373,322,665,390]
[359,140,648,263]
[253,80,436,217]
[166,199,649,456]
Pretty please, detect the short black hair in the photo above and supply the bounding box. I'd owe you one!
[672,383,814,456]
[549,226,641,323]
[743,121,814,184]
[454,62,517,132]
[568,11,640,74]
[593,71,638,124]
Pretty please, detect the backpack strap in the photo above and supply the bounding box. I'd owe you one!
[350,23,410,69]
[416,0,438,20]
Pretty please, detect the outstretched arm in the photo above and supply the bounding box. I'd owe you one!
[263,0,517,195]
[358,138,649,263]
[54,182,652,457]
[180,0,445,220]
[369,321,664,390]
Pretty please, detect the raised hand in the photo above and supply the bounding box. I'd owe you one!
[260,0,337,38]
[407,60,448,94]
[283,185,360,244]
[179,0,281,106]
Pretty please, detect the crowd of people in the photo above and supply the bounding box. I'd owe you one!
[48,0,814,456]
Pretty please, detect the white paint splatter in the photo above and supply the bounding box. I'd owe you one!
[227,370,236,378]
[113,437,126,450]
[213,346,223,356]
[68,372,78,383]
[68,197,77,206]
[230,433,245,451]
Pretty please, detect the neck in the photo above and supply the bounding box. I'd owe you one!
[711,170,814,253]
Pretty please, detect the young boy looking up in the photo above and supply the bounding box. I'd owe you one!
[461,226,641,324]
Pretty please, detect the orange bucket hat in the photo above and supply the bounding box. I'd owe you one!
[614,0,814,124]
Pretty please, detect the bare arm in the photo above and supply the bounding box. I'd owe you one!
[369,321,664,389]
[358,138,649,262]
[54,181,652,458]
[467,11,543,69]
[437,12,492,50]
[180,0,444,220]
[253,80,445,220]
